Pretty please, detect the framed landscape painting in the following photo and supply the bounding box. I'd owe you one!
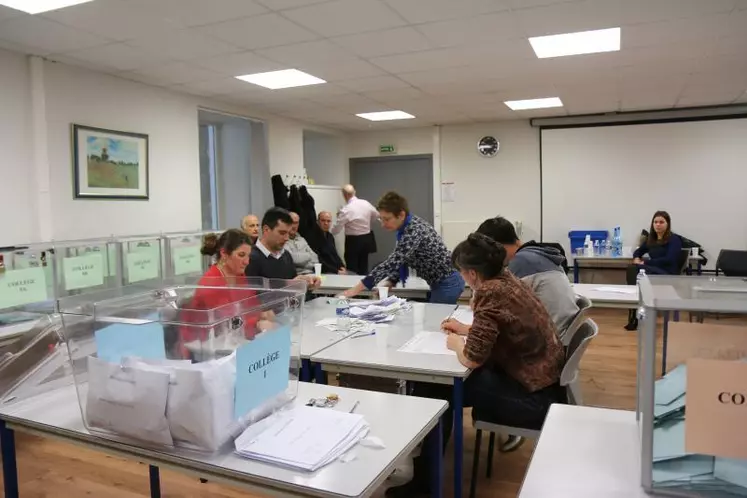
[72,124,149,200]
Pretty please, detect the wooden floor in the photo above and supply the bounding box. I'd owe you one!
[0,309,725,498]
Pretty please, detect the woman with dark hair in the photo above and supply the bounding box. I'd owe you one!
[179,229,272,356]
[342,191,465,304]
[624,211,683,330]
[385,233,565,498]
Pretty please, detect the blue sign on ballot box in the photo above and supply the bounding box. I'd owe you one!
[234,324,291,418]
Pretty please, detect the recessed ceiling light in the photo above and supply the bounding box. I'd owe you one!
[529,27,620,59]
[356,111,415,121]
[0,0,95,14]
[235,69,325,90]
[504,97,564,111]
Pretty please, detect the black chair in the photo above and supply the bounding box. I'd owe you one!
[715,250,747,277]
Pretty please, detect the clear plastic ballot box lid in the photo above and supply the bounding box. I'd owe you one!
[637,275,747,496]
[58,277,306,453]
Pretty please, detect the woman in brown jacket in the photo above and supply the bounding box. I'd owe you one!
[386,233,566,498]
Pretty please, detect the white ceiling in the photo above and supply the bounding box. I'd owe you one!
[1,0,746,130]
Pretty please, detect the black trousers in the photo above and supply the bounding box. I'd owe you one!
[408,367,565,486]
[344,233,373,275]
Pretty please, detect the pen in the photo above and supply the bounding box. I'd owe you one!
[350,401,360,413]
[351,331,376,339]
[446,304,460,321]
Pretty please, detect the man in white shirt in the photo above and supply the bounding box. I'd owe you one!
[285,211,319,275]
[332,184,379,275]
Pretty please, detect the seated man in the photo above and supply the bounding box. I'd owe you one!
[245,208,320,293]
[477,216,579,453]
[284,211,319,275]
[240,214,260,245]
[317,211,347,274]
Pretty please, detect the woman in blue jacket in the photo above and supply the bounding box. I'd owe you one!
[625,210,682,330]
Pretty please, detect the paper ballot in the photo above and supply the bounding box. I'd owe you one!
[86,356,173,446]
[398,331,464,355]
[235,405,370,472]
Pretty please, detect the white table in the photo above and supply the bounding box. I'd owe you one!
[571,284,638,309]
[313,274,432,300]
[519,404,647,498]
[310,302,471,498]
[573,254,704,283]
[0,382,448,498]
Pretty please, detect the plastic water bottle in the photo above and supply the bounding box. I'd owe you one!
[612,227,622,257]
[583,234,593,256]
[635,269,647,325]
[593,240,600,256]
[335,297,351,331]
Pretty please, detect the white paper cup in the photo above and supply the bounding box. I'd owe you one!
[377,286,389,299]
[314,263,322,277]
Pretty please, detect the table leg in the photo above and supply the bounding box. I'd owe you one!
[0,420,19,498]
[453,378,464,498]
[573,260,580,284]
[429,418,443,498]
[661,311,670,376]
[314,363,326,384]
[149,465,161,498]
[301,359,311,382]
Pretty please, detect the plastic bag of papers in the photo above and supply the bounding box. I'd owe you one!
[652,363,747,495]
[86,356,173,446]
[234,405,370,472]
[348,296,409,323]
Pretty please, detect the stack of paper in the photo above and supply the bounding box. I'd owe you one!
[234,405,369,471]
[348,297,410,323]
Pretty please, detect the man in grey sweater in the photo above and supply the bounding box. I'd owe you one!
[477,216,580,452]
[286,211,319,275]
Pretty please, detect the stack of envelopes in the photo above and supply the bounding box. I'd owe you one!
[652,364,747,495]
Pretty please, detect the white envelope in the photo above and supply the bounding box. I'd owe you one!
[167,354,237,452]
[86,356,173,446]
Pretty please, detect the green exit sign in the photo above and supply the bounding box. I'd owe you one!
[379,144,396,154]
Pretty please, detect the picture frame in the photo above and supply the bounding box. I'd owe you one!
[72,124,149,200]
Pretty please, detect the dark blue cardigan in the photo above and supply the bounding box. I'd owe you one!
[633,234,683,274]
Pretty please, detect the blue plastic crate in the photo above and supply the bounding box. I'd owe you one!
[569,230,609,254]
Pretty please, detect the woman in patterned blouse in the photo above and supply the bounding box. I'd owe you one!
[385,233,566,498]
[342,191,465,304]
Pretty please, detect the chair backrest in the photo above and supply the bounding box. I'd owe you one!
[560,294,593,346]
[677,248,691,275]
[716,249,747,277]
[560,318,599,386]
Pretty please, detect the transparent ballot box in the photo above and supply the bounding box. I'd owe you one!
[51,237,121,299]
[161,231,211,279]
[637,275,747,496]
[119,235,163,286]
[0,242,57,316]
[0,313,85,407]
[59,278,306,453]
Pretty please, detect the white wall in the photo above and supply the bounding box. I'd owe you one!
[0,48,330,244]
[44,60,203,240]
[0,50,34,246]
[348,121,541,249]
[348,127,433,158]
[303,130,348,186]
[542,120,747,265]
[440,121,541,248]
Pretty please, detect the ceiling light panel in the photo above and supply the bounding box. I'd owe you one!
[356,110,415,121]
[529,27,621,59]
[0,0,94,14]
[504,97,563,110]
[235,69,326,89]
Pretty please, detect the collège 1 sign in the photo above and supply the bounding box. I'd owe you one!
[234,324,291,418]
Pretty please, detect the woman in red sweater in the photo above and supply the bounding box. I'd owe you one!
[179,229,273,358]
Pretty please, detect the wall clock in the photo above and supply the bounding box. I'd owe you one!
[477,136,500,157]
